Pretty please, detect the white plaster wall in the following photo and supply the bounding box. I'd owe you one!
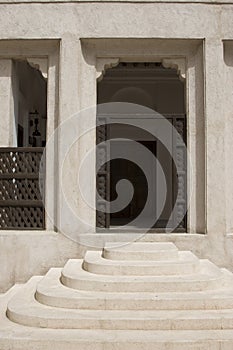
[0,1,232,290]
[0,231,87,292]
[0,3,227,40]
[0,59,14,146]
[223,42,233,234]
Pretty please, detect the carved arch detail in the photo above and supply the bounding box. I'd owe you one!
[162,58,186,81]
[27,58,48,79]
[96,57,120,82]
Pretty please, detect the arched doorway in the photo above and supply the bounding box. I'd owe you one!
[96,62,186,232]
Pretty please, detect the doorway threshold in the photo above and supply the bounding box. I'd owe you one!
[97,227,186,234]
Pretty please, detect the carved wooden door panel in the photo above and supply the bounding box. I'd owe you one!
[96,114,187,231]
[173,115,187,230]
[96,116,110,228]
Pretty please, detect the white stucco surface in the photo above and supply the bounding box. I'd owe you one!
[0,0,232,292]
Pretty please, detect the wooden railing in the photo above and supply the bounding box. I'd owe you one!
[0,148,45,229]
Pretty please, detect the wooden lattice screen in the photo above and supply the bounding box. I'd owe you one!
[0,148,45,229]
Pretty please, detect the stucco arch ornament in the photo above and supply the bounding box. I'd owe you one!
[96,57,186,82]
[39,102,193,249]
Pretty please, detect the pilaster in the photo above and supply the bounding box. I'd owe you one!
[204,39,226,234]
[57,37,81,236]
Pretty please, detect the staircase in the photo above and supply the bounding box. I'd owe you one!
[1,242,233,349]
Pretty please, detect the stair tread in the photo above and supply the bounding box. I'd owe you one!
[84,250,199,275]
[60,258,228,292]
[85,250,199,266]
[10,277,233,316]
[83,251,199,276]
[7,278,233,330]
[62,258,222,282]
[62,259,222,283]
[103,242,179,261]
[104,242,178,251]
[38,268,233,301]
[2,326,233,346]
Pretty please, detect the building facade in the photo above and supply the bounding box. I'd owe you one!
[0,0,233,292]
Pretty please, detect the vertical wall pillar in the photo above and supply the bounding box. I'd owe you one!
[223,42,233,233]
[77,46,97,233]
[0,59,14,147]
[57,37,97,237]
[57,37,81,236]
[187,43,205,233]
[45,47,59,231]
[205,39,226,234]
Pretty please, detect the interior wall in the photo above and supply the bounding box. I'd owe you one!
[12,59,47,147]
[98,63,185,115]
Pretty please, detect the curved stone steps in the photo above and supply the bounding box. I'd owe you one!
[36,268,233,310]
[7,277,233,330]
[83,250,200,275]
[1,280,233,350]
[61,259,226,292]
[103,242,179,261]
[2,242,233,348]
[2,323,233,350]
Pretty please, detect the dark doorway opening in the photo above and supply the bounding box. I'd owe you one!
[110,140,156,226]
[96,62,187,232]
[12,59,47,148]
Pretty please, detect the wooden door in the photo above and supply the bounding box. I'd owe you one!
[96,116,110,228]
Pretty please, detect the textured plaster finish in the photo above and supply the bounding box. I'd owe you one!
[2,231,233,293]
[0,0,232,290]
[205,39,227,234]
[1,0,233,3]
[0,231,86,293]
[224,41,233,234]
[0,4,227,39]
